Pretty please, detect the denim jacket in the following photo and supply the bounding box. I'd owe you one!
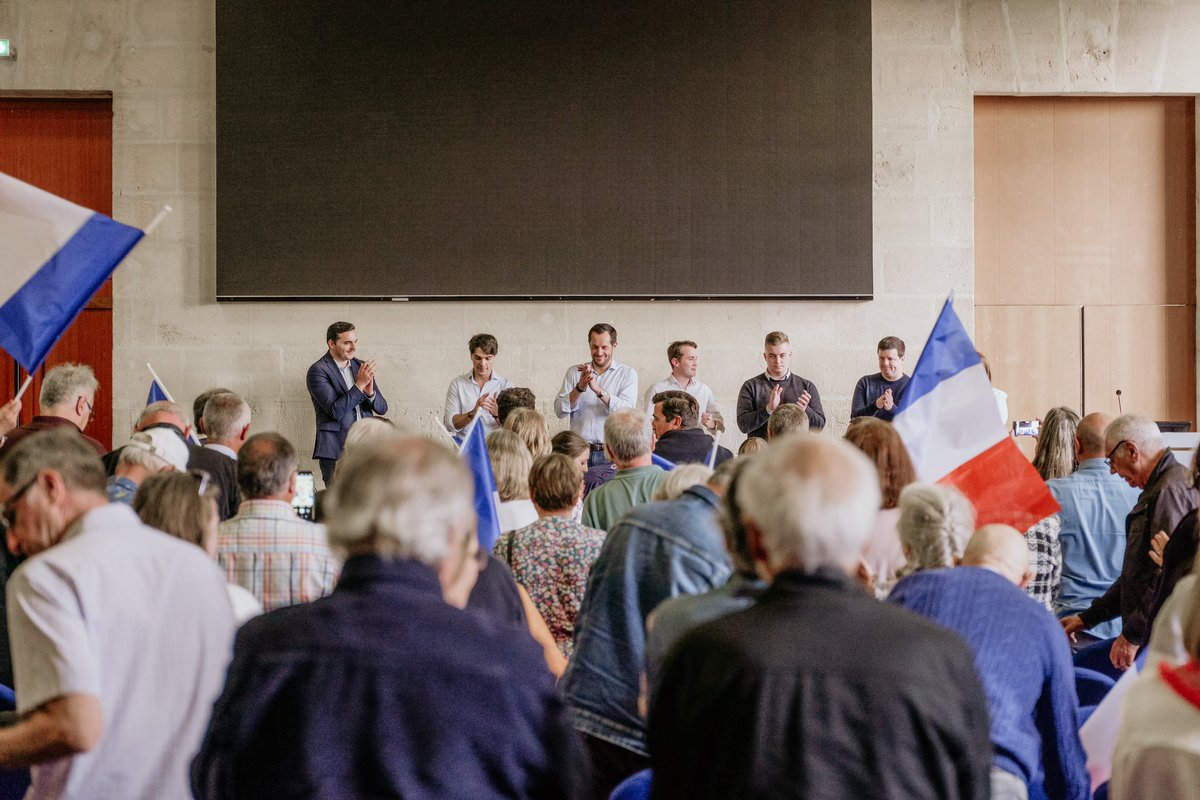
[559,485,732,755]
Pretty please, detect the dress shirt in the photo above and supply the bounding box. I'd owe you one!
[443,371,514,434]
[1047,458,1140,639]
[642,376,720,421]
[216,499,339,612]
[555,361,638,444]
[9,504,234,800]
[204,442,237,460]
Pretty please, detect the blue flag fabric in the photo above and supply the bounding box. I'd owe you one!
[147,379,170,405]
[0,173,144,372]
[650,453,676,471]
[459,418,502,552]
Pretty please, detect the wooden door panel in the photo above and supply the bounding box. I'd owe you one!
[1083,305,1195,425]
[0,95,114,448]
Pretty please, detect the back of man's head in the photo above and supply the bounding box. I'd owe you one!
[605,408,652,464]
[325,437,473,565]
[739,437,879,575]
[202,392,251,443]
[497,387,535,425]
[193,387,233,433]
[3,428,106,496]
[1105,413,1163,455]
[137,400,189,432]
[962,524,1030,586]
[39,363,98,413]
[767,404,809,440]
[237,432,297,500]
[1075,412,1113,459]
[653,391,699,429]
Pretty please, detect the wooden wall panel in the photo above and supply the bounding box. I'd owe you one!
[1052,99,1111,305]
[1083,305,1195,423]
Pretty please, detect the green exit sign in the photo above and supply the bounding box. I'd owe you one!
[0,40,10,59]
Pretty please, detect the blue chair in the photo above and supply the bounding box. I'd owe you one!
[0,685,29,799]
[1075,667,1117,707]
[610,768,652,800]
[1073,637,1123,681]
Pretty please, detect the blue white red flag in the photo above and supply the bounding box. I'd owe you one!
[0,172,144,372]
[459,416,503,552]
[147,379,171,405]
[893,296,1059,531]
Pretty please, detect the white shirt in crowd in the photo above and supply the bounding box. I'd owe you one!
[443,371,514,435]
[555,362,638,444]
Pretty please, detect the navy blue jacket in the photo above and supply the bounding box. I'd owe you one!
[305,352,388,460]
[192,554,584,799]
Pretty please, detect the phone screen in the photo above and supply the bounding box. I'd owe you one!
[293,471,316,519]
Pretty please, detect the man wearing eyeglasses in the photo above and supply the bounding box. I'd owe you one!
[0,428,235,799]
[0,363,104,458]
[1060,413,1197,670]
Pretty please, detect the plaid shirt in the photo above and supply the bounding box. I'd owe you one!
[217,499,338,612]
[1024,514,1062,612]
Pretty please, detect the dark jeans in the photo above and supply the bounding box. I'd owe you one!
[588,449,610,469]
[318,457,338,487]
[582,733,649,800]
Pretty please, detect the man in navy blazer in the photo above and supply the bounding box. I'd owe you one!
[306,321,388,485]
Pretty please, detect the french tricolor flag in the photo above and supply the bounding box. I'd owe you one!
[893,297,1059,531]
[0,173,144,372]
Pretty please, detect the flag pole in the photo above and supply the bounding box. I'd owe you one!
[13,373,34,403]
[430,413,458,444]
[707,430,722,468]
[145,363,175,402]
[144,205,173,236]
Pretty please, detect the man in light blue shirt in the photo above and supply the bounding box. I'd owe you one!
[1047,412,1140,644]
[555,323,638,466]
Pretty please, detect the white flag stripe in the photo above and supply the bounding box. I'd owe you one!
[0,174,92,303]
[893,363,1007,482]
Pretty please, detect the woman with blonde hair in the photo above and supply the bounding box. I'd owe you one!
[504,407,551,458]
[1032,406,1081,481]
[487,429,537,533]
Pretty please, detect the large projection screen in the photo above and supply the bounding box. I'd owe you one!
[216,1,872,300]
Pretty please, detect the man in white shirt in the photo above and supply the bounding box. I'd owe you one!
[443,333,514,436]
[643,340,721,434]
[556,323,639,467]
[0,428,234,799]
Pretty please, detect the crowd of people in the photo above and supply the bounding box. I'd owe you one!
[0,321,1195,799]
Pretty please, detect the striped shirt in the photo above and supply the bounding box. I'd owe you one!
[217,499,338,612]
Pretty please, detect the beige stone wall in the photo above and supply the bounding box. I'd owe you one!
[0,0,1197,471]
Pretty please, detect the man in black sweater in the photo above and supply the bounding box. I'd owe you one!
[735,331,825,439]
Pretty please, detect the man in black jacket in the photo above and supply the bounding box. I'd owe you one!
[651,391,731,468]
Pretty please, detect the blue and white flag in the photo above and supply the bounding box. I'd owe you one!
[0,172,143,372]
[650,452,676,471]
[458,416,502,552]
[147,379,171,405]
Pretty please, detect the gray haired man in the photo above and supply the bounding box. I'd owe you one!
[0,363,104,457]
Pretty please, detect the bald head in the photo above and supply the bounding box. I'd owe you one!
[962,525,1030,586]
[1075,412,1113,459]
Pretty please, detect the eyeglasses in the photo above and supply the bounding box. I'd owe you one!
[189,469,213,496]
[80,397,95,426]
[1106,440,1130,469]
[1,474,38,529]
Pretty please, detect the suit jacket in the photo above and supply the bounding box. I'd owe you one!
[189,446,240,521]
[306,352,388,460]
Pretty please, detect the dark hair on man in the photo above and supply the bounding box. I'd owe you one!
[764,331,789,347]
[468,333,498,356]
[237,432,298,499]
[497,387,536,425]
[193,387,233,433]
[667,340,697,364]
[326,321,355,345]
[843,417,917,510]
[588,323,617,344]
[877,336,906,358]
[652,390,699,429]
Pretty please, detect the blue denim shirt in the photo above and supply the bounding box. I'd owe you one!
[559,485,732,755]
[1047,458,1140,639]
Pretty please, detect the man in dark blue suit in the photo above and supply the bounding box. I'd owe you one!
[306,321,388,485]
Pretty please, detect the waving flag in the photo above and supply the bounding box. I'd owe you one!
[459,416,502,552]
[893,296,1059,531]
[0,173,144,372]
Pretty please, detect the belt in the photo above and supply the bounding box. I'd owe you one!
[588,443,605,451]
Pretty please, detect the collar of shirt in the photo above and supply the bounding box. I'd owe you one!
[61,502,142,546]
[1075,457,1111,472]
[762,371,792,383]
[764,567,856,599]
[205,443,237,461]
[336,553,443,598]
[667,375,697,391]
[234,498,303,521]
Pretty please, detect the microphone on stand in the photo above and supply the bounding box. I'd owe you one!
[1115,389,1123,414]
